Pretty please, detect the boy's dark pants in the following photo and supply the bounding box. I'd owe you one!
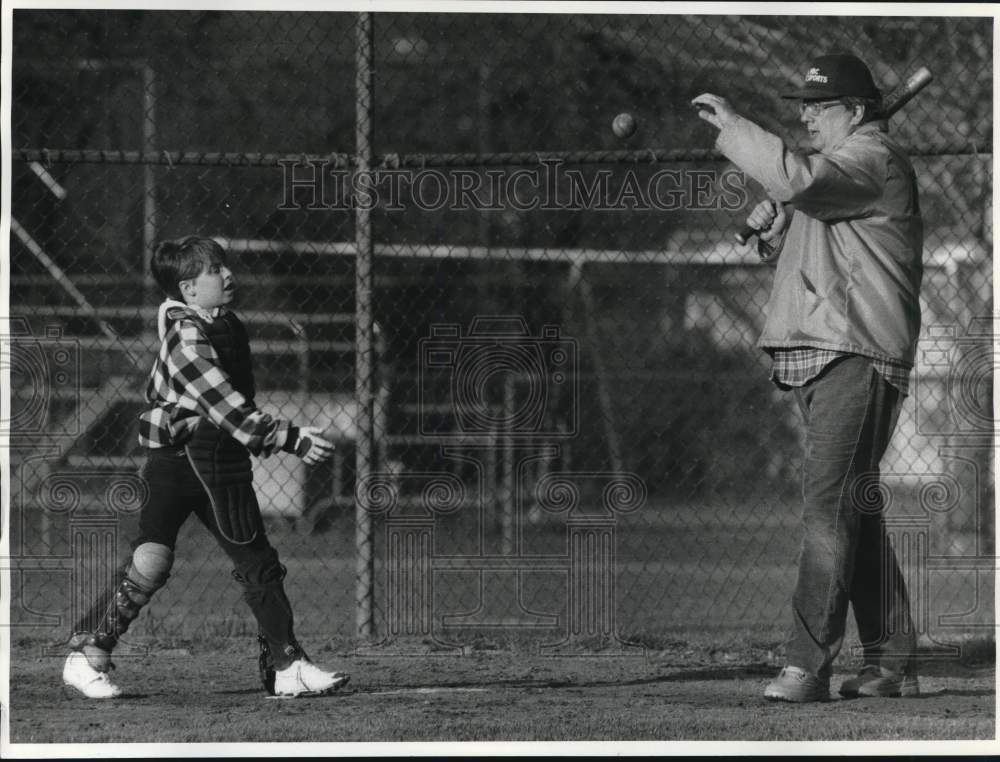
[785,355,917,679]
[75,445,303,670]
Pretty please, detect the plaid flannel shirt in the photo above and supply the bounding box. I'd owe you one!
[771,347,912,396]
[137,302,290,455]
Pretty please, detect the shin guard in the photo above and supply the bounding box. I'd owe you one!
[75,542,172,668]
[233,558,303,693]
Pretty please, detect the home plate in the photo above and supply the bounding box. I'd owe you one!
[370,687,491,695]
[265,690,347,700]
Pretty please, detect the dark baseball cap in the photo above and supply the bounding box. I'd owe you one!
[781,53,880,100]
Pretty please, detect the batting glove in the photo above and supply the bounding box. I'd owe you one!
[294,426,335,465]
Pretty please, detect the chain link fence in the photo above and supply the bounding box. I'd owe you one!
[8,11,993,653]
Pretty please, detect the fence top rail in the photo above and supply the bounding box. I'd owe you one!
[14,143,990,168]
[12,239,985,280]
[217,238,762,266]
[217,238,989,268]
[5,304,356,326]
[72,335,353,354]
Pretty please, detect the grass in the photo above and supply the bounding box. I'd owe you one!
[10,496,994,747]
[15,503,992,648]
[7,636,995,746]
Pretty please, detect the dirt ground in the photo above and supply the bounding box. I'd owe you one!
[6,639,996,750]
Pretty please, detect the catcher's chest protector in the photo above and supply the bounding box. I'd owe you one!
[183,312,263,544]
[200,311,256,402]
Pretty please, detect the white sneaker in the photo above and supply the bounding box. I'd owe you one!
[273,659,350,697]
[63,652,123,699]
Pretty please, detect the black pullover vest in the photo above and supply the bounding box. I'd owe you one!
[176,309,263,544]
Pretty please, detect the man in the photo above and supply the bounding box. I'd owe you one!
[692,53,922,702]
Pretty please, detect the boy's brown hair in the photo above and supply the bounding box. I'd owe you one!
[151,236,226,301]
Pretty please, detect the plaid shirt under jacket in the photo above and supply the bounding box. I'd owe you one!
[770,347,912,396]
[137,302,289,455]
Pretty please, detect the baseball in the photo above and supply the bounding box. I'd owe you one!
[612,112,637,139]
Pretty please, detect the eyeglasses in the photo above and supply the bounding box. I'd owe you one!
[799,100,846,117]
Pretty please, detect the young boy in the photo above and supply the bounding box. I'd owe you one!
[63,235,349,699]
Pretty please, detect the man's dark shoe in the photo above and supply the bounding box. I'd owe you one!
[839,665,920,698]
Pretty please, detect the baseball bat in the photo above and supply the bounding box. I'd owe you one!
[735,67,933,246]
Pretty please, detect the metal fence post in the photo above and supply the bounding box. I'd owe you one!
[141,62,157,309]
[354,11,375,641]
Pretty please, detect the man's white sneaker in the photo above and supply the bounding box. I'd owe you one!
[273,658,350,697]
[62,652,123,699]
